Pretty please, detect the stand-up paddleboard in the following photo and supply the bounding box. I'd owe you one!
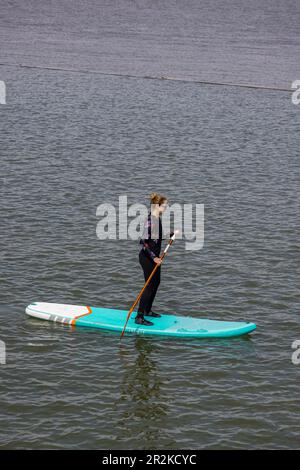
[25,302,256,338]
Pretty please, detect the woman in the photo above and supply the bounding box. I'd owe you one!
[135,192,172,326]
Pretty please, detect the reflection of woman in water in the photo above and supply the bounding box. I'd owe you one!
[135,192,171,326]
[117,337,168,447]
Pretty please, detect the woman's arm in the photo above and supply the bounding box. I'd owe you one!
[140,216,158,261]
[140,240,157,261]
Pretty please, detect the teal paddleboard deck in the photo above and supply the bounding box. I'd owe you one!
[25,302,256,338]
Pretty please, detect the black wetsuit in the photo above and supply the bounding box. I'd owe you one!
[138,213,162,315]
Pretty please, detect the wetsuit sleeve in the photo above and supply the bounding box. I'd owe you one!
[140,216,157,260]
[141,240,157,260]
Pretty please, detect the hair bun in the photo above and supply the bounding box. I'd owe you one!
[149,192,167,205]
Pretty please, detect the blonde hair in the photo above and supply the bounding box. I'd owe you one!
[149,192,167,206]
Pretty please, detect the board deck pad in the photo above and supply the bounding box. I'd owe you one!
[25,302,256,338]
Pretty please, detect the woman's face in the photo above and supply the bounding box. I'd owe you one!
[159,200,168,213]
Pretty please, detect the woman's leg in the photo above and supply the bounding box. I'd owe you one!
[138,251,156,314]
[146,266,161,313]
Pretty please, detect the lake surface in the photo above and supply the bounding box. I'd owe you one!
[0,0,300,450]
[0,0,299,89]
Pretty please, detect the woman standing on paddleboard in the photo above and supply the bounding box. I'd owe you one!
[135,192,172,326]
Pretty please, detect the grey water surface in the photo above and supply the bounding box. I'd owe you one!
[0,0,300,89]
[0,0,300,450]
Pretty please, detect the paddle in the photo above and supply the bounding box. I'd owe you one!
[120,232,177,339]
